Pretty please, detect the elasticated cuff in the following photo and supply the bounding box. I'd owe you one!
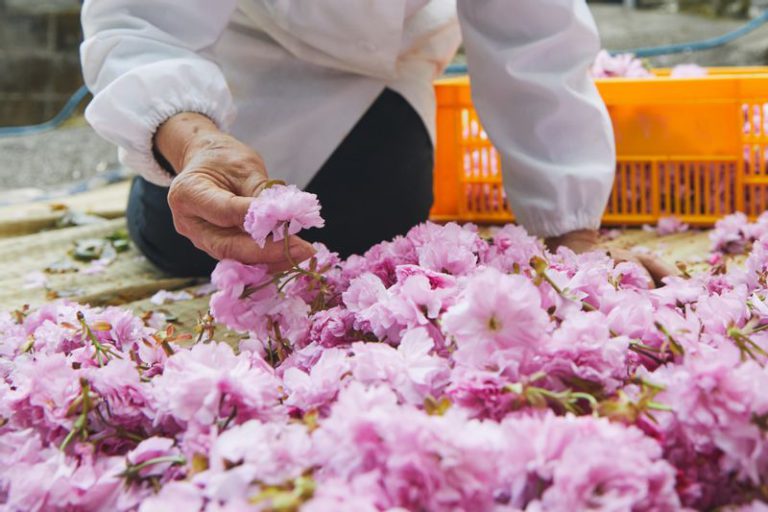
[85,58,236,187]
[514,207,604,239]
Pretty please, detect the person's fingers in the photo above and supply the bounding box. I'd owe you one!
[171,177,255,229]
[608,247,677,288]
[635,254,676,287]
[184,217,315,272]
[606,248,654,288]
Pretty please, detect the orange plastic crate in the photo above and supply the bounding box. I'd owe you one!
[430,68,768,227]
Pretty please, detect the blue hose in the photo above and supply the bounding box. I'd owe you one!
[624,9,768,58]
[445,10,768,75]
[0,85,89,138]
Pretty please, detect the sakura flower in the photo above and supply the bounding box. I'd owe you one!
[81,358,152,432]
[604,290,656,340]
[711,212,752,254]
[193,421,312,504]
[591,50,653,78]
[655,216,689,235]
[151,342,283,427]
[149,289,193,305]
[282,348,350,411]
[350,327,450,404]
[138,481,203,512]
[308,306,356,347]
[443,267,551,371]
[210,259,276,332]
[6,450,127,512]
[519,415,680,511]
[342,273,388,313]
[243,184,324,247]
[611,260,652,289]
[312,383,504,511]
[694,286,749,335]
[744,234,768,291]
[6,352,82,439]
[650,345,768,488]
[125,437,182,480]
[671,63,708,78]
[542,311,630,392]
[342,235,417,287]
[406,222,484,275]
[482,224,544,273]
[302,475,381,512]
[446,367,517,420]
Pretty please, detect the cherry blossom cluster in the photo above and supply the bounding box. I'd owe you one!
[710,211,768,255]
[3,185,768,510]
[591,50,707,79]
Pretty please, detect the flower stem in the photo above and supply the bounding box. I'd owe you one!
[60,378,93,451]
[77,311,122,366]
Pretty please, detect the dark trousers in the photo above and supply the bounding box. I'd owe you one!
[126,89,434,277]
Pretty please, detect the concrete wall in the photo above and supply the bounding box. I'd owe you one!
[0,0,84,126]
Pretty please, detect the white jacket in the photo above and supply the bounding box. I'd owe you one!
[81,0,615,238]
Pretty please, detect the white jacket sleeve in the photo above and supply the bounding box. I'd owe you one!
[80,1,238,186]
[457,0,616,238]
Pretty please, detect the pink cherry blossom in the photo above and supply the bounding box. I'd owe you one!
[282,348,349,411]
[210,259,276,333]
[591,50,653,78]
[151,342,283,427]
[243,184,324,247]
[711,212,752,254]
[406,222,483,276]
[442,267,551,371]
[350,327,449,404]
[655,216,689,235]
[671,63,708,78]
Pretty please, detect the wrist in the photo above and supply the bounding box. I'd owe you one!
[544,229,600,253]
[154,112,220,174]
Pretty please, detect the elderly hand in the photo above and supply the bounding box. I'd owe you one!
[155,113,315,272]
[545,229,675,287]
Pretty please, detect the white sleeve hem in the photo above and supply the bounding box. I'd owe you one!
[514,208,603,239]
[115,99,234,187]
[84,58,236,187]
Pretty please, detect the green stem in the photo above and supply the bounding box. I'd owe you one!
[283,225,299,269]
[130,455,186,473]
[531,258,597,313]
[241,277,279,299]
[629,342,666,365]
[654,322,685,357]
[76,311,122,366]
[60,379,92,451]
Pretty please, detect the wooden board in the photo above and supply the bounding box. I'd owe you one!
[0,181,130,238]
[0,218,200,311]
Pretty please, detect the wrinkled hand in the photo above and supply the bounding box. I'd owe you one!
[156,113,314,272]
[545,229,675,287]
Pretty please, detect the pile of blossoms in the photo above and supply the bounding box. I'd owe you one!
[3,184,768,511]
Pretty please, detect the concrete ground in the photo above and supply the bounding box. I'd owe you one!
[3,4,768,194]
[592,4,768,66]
[0,118,119,196]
